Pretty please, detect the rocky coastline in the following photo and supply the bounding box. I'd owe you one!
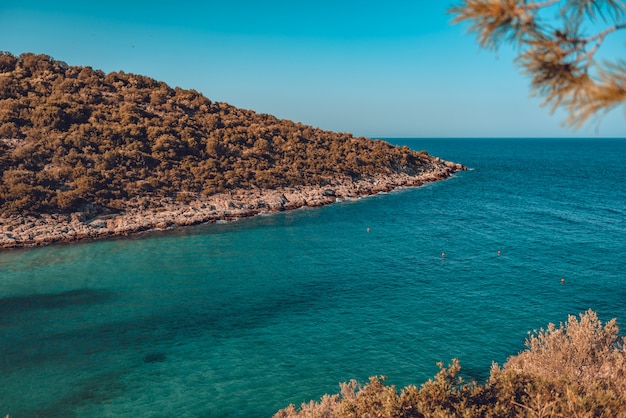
[0,160,464,249]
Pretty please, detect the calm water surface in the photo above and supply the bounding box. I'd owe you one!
[1,138,625,417]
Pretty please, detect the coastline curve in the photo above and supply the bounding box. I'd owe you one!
[0,161,464,249]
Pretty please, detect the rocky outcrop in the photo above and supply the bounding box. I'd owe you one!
[0,161,464,249]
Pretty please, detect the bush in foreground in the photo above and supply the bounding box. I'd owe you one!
[274,310,626,417]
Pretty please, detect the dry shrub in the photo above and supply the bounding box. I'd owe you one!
[274,393,342,418]
[490,309,626,416]
[274,310,626,417]
[501,309,626,393]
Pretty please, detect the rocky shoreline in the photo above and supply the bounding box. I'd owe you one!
[0,160,464,249]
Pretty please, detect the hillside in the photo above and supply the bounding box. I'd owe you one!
[0,52,463,247]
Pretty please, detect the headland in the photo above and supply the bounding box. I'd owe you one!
[0,52,465,248]
[0,162,463,248]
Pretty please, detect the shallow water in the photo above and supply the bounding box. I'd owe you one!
[1,138,625,417]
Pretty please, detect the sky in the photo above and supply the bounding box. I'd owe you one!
[1,1,624,138]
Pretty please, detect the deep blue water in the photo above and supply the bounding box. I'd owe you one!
[1,138,625,417]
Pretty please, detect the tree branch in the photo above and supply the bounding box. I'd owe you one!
[522,0,561,10]
[581,23,626,65]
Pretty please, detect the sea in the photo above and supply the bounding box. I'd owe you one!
[1,138,625,417]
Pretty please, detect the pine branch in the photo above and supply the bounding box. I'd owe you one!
[523,0,560,10]
[449,0,626,128]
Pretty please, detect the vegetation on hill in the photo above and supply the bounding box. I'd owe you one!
[0,52,437,217]
[275,310,626,417]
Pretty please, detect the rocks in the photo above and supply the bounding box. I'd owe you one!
[88,219,107,229]
[0,165,465,249]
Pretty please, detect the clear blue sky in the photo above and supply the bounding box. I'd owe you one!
[1,1,623,137]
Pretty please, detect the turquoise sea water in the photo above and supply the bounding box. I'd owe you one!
[1,138,625,417]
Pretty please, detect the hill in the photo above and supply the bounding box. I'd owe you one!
[0,52,463,247]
